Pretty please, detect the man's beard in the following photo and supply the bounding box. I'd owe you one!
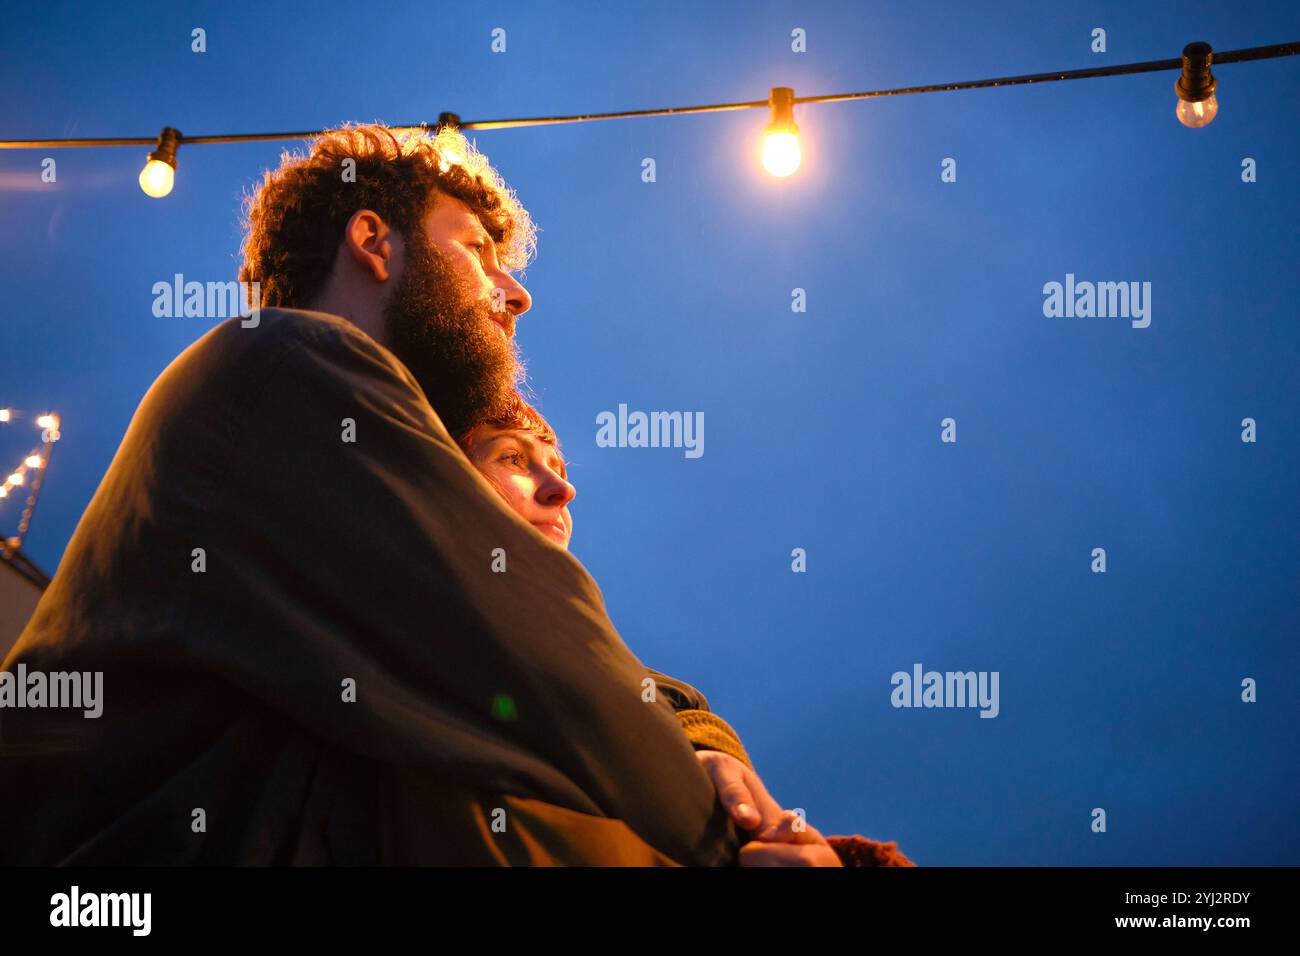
[381,229,522,439]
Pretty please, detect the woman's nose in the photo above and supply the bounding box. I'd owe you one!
[538,472,575,508]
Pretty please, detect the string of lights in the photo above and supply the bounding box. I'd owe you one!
[0,39,1294,533]
[0,40,1295,193]
[0,410,60,554]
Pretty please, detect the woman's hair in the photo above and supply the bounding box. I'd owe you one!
[458,392,559,454]
[239,122,538,309]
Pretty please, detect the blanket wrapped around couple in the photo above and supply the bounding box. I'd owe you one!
[0,306,911,867]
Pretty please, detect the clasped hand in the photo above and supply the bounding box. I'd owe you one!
[694,750,842,866]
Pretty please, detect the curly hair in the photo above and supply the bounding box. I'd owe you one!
[458,391,559,452]
[239,123,537,309]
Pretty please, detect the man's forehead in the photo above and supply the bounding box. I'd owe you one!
[428,194,489,237]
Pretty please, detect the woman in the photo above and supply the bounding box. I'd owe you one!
[456,393,914,868]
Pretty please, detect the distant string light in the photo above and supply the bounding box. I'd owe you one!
[0,409,60,554]
[0,39,1295,191]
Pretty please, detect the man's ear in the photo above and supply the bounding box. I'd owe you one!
[343,209,395,282]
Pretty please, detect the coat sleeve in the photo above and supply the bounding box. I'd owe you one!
[645,667,710,711]
[647,668,754,770]
[181,316,739,866]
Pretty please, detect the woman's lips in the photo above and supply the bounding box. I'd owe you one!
[532,520,567,543]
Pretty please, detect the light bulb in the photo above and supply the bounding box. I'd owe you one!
[25,455,43,468]
[762,87,802,178]
[139,158,175,198]
[1175,94,1218,129]
[1175,42,1217,130]
[7,472,22,486]
[763,131,801,177]
[35,414,57,429]
[437,147,465,173]
[0,408,10,422]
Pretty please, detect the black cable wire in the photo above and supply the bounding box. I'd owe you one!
[1,40,1295,149]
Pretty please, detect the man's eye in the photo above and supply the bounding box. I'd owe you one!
[499,451,524,467]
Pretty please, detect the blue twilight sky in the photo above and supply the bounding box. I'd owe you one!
[2,1,1297,865]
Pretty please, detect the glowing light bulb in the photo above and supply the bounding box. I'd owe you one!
[1175,94,1218,129]
[139,128,182,198]
[7,472,23,486]
[1175,42,1218,130]
[36,414,57,429]
[0,487,7,498]
[762,87,802,178]
[762,130,801,177]
[139,159,175,198]
[438,147,465,173]
[0,408,10,422]
[25,455,43,468]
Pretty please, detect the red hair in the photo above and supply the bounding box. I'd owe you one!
[458,393,559,453]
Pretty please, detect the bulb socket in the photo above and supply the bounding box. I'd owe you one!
[148,127,182,168]
[435,112,461,131]
[767,87,798,134]
[1176,41,1216,103]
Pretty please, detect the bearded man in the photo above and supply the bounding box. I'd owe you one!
[0,124,840,866]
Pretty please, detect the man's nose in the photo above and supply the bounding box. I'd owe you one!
[492,271,532,318]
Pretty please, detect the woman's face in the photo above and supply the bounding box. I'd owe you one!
[464,425,575,549]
